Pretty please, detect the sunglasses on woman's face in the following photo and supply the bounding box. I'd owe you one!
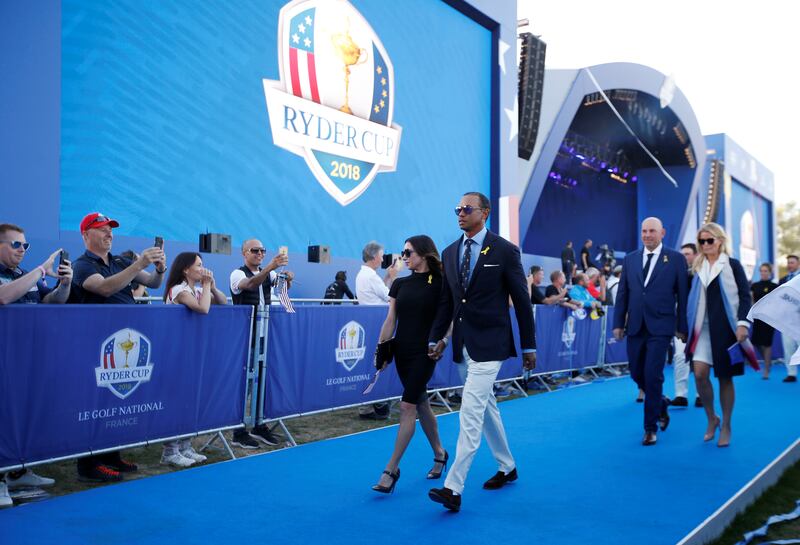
[400,249,415,258]
[698,238,716,246]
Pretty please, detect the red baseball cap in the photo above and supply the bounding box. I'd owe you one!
[80,213,120,232]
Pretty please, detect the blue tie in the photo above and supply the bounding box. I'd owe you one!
[643,253,654,282]
[460,239,474,290]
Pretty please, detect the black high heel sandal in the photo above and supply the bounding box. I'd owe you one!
[427,450,449,480]
[372,468,400,494]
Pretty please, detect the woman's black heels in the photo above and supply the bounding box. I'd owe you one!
[427,450,449,479]
[372,468,400,494]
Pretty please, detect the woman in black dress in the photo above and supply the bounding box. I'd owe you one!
[751,263,778,379]
[372,235,448,493]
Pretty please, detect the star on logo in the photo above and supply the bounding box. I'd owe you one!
[292,33,299,44]
[376,66,383,74]
[305,15,312,25]
[304,37,311,48]
[381,77,386,86]
[298,23,306,33]
[373,105,380,113]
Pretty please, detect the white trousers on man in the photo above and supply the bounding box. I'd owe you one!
[444,347,515,494]
[673,336,690,398]
[784,334,799,377]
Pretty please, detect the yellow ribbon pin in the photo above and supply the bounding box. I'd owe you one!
[480,246,490,256]
[428,274,433,284]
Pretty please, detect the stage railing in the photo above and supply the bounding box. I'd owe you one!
[0,305,253,472]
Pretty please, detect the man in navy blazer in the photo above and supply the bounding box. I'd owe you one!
[613,217,688,446]
[427,192,535,512]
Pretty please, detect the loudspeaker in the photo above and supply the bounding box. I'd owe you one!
[308,245,331,264]
[199,233,232,255]
[518,33,546,161]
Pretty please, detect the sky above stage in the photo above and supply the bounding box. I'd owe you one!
[519,0,799,207]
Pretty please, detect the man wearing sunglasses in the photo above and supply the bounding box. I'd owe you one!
[0,223,73,506]
[70,212,166,482]
[229,238,292,448]
[427,192,536,512]
[0,223,72,305]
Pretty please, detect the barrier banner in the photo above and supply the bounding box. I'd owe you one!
[534,305,603,372]
[604,306,628,364]
[0,305,251,471]
[266,306,405,418]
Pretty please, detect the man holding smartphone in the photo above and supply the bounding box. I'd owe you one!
[70,212,167,482]
[0,223,73,506]
[229,238,294,448]
[0,223,72,305]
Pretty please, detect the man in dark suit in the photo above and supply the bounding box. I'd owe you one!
[613,217,688,446]
[427,192,536,512]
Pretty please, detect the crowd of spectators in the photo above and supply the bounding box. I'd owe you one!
[2,218,796,505]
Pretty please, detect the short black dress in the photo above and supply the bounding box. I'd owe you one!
[750,280,778,346]
[389,271,443,404]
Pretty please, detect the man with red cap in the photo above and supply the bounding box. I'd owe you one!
[71,212,167,482]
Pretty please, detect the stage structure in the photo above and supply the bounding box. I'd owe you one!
[682,133,776,280]
[0,0,518,298]
[515,63,706,272]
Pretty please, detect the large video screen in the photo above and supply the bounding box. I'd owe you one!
[730,179,773,281]
[59,0,491,257]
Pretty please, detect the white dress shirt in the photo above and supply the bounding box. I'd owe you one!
[642,243,663,286]
[355,265,389,305]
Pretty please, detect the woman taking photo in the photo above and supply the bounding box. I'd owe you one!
[372,235,448,494]
[750,263,778,379]
[686,223,752,447]
[161,252,227,467]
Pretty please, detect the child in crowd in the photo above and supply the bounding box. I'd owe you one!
[160,252,227,467]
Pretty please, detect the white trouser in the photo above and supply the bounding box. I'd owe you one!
[673,336,689,398]
[444,348,515,494]
[784,334,799,376]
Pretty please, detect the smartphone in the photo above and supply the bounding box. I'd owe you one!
[57,249,69,268]
[279,245,288,256]
[154,236,164,249]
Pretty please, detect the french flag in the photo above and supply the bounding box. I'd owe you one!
[288,8,320,104]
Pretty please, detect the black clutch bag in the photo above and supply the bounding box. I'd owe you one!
[374,339,395,370]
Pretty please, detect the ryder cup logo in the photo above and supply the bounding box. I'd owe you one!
[263,0,402,206]
[335,320,366,371]
[561,316,577,348]
[95,329,155,400]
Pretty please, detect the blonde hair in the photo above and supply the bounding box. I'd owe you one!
[693,222,730,272]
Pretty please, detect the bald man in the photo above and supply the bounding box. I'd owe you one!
[613,217,688,446]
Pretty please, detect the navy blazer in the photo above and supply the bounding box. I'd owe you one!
[613,246,689,337]
[429,230,535,363]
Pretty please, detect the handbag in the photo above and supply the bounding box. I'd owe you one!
[374,338,395,370]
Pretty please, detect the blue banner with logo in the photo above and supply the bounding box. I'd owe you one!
[265,305,539,419]
[604,306,629,364]
[0,305,251,471]
[266,306,408,418]
[534,305,604,372]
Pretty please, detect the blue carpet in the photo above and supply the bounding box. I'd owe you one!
[3,367,798,545]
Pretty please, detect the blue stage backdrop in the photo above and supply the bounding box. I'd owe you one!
[58,0,491,259]
[0,305,251,471]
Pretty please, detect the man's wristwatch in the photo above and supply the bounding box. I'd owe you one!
[156,266,166,274]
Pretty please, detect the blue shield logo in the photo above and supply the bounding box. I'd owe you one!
[96,328,155,400]
[263,0,402,205]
